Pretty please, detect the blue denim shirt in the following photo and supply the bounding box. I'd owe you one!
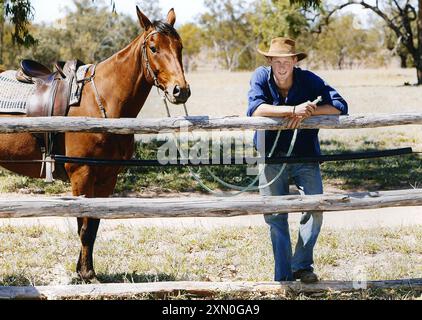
[247,66,348,157]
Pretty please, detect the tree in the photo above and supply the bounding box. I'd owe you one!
[322,1,422,84]
[200,0,255,71]
[383,21,413,68]
[178,23,203,72]
[1,0,316,68]
[0,0,35,65]
[311,14,385,69]
[1,0,139,69]
[0,0,156,65]
[290,0,320,7]
[251,0,310,47]
[62,0,139,63]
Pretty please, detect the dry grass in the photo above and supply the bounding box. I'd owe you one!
[0,224,421,299]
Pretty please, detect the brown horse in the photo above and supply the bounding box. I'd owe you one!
[0,7,190,281]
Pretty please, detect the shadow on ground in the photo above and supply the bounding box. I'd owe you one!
[71,272,177,285]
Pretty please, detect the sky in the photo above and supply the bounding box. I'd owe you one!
[31,0,369,27]
[31,0,209,25]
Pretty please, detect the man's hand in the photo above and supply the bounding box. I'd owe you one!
[287,101,317,129]
[294,101,317,117]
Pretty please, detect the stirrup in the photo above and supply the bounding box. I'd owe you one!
[40,152,55,183]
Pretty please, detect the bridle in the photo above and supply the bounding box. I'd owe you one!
[141,30,189,117]
[87,29,168,119]
[141,30,162,90]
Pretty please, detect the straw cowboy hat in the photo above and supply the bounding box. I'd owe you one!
[258,37,307,61]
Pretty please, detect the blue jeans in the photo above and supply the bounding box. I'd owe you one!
[260,162,324,281]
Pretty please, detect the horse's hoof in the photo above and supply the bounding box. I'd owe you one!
[78,270,98,283]
[87,277,101,285]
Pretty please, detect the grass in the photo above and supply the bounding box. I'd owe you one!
[0,171,70,195]
[0,133,420,195]
[0,224,421,299]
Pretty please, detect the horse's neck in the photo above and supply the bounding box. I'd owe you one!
[95,34,153,119]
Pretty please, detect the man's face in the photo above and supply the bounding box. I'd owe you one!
[270,56,297,82]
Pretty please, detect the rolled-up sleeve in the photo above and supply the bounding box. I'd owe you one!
[312,74,349,115]
[247,68,269,117]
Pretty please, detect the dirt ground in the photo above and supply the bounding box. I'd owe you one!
[139,68,422,118]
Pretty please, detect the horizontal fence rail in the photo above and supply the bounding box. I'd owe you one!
[1,279,422,300]
[0,189,421,219]
[0,113,421,134]
[52,148,414,167]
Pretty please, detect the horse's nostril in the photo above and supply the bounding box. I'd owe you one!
[173,85,181,97]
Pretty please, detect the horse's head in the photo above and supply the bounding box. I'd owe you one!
[137,7,191,105]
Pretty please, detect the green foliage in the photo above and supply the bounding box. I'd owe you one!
[198,0,318,70]
[311,14,387,69]
[200,0,256,71]
[0,168,71,194]
[251,0,309,44]
[0,0,35,65]
[322,1,422,83]
[2,0,35,45]
[2,0,139,69]
[289,0,321,8]
[178,23,203,72]
[0,0,399,72]
[63,0,139,63]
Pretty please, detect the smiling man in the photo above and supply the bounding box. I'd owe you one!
[247,37,348,283]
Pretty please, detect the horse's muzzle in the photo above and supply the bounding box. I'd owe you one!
[166,84,191,105]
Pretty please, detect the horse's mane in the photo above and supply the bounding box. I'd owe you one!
[152,20,180,40]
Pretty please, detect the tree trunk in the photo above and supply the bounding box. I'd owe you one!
[417,0,422,84]
[399,53,408,68]
[0,0,4,66]
[417,65,422,85]
[183,56,190,73]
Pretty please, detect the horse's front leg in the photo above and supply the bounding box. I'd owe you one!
[66,165,101,282]
[76,217,101,281]
[72,167,119,282]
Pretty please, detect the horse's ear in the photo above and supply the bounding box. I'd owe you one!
[136,6,152,30]
[166,8,176,27]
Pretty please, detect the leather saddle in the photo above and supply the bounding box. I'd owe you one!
[15,59,86,181]
[16,59,85,118]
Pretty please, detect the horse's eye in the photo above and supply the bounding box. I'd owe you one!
[150,46,157,53]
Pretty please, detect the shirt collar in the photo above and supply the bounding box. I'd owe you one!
[267,67,301,105]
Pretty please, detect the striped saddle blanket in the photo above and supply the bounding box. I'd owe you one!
[0,65,92,115]
[0,71,36,114]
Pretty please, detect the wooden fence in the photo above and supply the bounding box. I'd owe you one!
[2,279,422,300]
[0,189,421,219]
[0,113,421,299]
[0,113,421,134]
